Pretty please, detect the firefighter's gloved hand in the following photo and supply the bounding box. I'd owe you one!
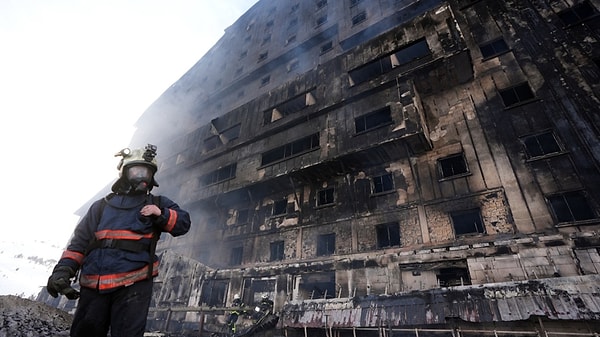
[47,266,80,300]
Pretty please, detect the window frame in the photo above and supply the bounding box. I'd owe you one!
[270,240,285,262]
[317,233,336,256]
[376,222,401,248]
[372,172,394,195]
[547,191,596,224]
[499,82,536,108]
[479,37,510,60]
[521,131,564,160]
[317,187,335,207]
[450,208,485,236]
[438,153,470,180]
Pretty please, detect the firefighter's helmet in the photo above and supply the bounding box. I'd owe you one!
[111,144,159,193]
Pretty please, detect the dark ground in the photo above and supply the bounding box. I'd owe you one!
[0,295,72,337]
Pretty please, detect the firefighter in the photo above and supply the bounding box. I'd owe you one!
[46,144,191,337]
[226,294,244,333]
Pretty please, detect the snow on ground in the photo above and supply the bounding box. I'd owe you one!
[0,239,64,298]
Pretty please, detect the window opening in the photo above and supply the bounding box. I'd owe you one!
[297,271,335,299]
[316,0,327,10]
[264,90,316,124]
[260,75,271,87]
[355,106,392,133]
[499,82,535,107]
[230,246,243,266]
[437,267,471,287]
[557,1,598,26]
[316,15,328,26]
[204,136,220,152]
[261,133,320,165]
[349,38,429,85]
[320,41,333,54]
[270,241,285,261]
[479,38,509,59]
[200,279,228,306]
[201,163,237,186]
[352,11,367,25]
[373,172,394,194]
[548,191,595,223]
[272,199,288,216]
[451,209,485,235]
[318,187,335,206]
[522,131,561,158]
[237,209,249,225]
[439,153,469,179]
[376,222,400,248]
[317,233,335,256]
[258,51,268,62]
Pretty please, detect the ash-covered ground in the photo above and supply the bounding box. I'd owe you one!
[0,295,72,337]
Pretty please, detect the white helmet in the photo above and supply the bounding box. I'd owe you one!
[261,294,269,299]
[234,294,240,300]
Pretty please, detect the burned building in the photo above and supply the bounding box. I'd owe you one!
[43,0,600,336]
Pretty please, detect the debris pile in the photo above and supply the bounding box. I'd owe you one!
[0,295,72,337]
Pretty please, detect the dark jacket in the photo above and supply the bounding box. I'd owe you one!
[57,193,191,292]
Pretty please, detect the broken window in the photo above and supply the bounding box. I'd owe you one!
[451,209,485,235]
[499,82,535,107]
[230,246,243,266]
[200,279,228,306]
[438,153,469,179]
[264,90,316,124]
[437,267,471,287]
[270,240,285,261]
[272,199,288,216]
[296,271,336,299]
[348,38,429,85]
[547,191,596,223]
[355,106,392,133]
[522,131,562,158]
[479,38,509,59]
[352,11,367,26]
[557,1,598,26]
[376,222,400,248]
[317,187,335,206]
[317,233,335,256]
[372,172,394,194]
[261,133,320,165]
[201,163,237,186]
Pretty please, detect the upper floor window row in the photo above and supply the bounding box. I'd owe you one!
[201,163,237,186]
[264,90,317,124]
[261,133,320,166]
[355,106,392,134]
[557,1,598,27]
[349,38,430,86]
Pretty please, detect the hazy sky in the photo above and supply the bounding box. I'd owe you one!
[0,0,258,270]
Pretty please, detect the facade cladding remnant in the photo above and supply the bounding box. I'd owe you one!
[41,0,600,336]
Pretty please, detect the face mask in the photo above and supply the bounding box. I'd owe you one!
[125,165,154,193]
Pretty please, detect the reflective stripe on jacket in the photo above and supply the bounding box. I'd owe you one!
[57,193,191,293]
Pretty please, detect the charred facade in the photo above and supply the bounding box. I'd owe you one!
[45,0,600,336]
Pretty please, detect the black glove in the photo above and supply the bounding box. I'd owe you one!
[47,266,80,300]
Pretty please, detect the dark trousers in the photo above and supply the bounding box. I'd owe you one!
[70,278,153,337]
